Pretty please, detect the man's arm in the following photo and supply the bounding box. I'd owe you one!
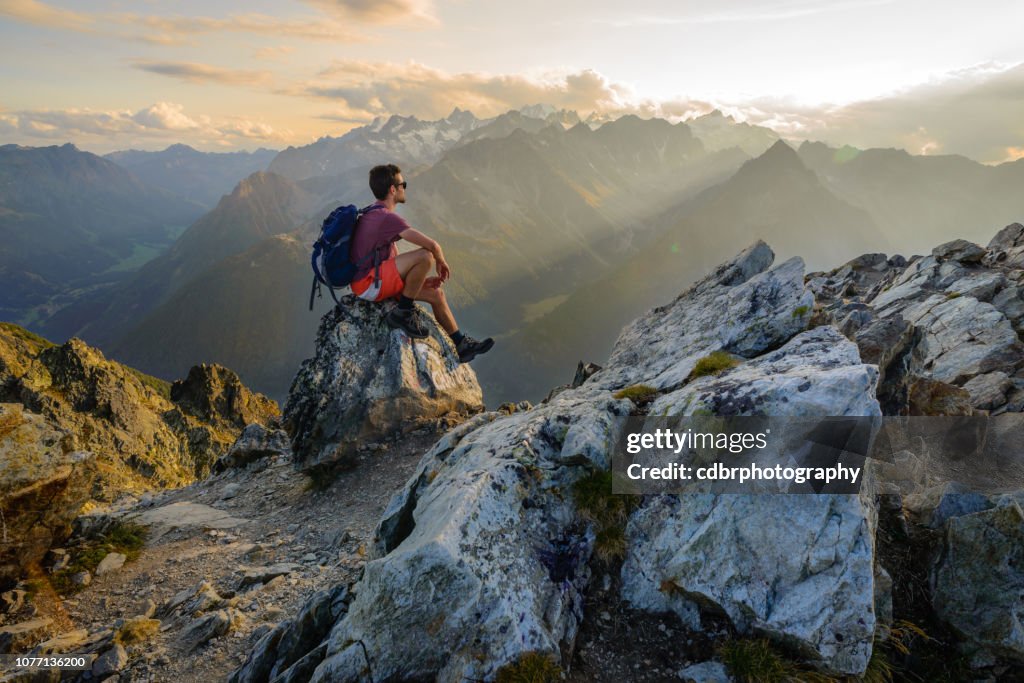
[399,227,451,282]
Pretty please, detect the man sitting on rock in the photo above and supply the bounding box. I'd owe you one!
[349,163,494,363]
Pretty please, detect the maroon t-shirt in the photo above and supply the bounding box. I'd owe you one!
[350,203,411,280]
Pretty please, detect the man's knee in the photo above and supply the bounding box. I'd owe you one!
[416,249,434,267]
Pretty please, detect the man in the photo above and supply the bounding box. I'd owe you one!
[349,164,494,363]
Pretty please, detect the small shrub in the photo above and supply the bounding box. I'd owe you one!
[718,639,793,683]
[495,651,562,683]
[862,646,895,683]
[115,617,160,645]
[613,384,658,404]
[718,639,843,683]
[792,305,811,318]
[51,521,149,594]
[573,471,639,563]
[690,351,740,380]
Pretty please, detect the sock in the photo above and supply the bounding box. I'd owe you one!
[449,330,465,344]
[398,295,415,310]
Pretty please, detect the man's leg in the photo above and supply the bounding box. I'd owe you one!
[414,285,457,334]
[394,249,433,299]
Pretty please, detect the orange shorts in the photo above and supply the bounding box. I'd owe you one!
[350,258,405,301]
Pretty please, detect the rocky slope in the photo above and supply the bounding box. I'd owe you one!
[5,225,1024,683]
[0,323,278,590]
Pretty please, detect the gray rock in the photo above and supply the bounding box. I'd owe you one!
[678,660,733,683]
[221,483,241,500]
[933,239,986,263]
[32,628,89,655]
[308,388,627,681]
[650,327,880,419]
[986,223,1024,269]
[600,242,813,392]
[1,589,26,614]
[905,482,993,529]
[178,609,232,651]
[625,329,881,675]
[283,297,484,471]
[216,424,291,472]
[95,552,127,576]
[238,564,300,589]
[932,501,1024,663]
[159,580,224,618]
[962,372,1013,410]
[874,565,893,641]
[92,643,128,677]
[134,501,248,530]
[0,617,52,654]
[229,584,351,683]
[72,571,92,587]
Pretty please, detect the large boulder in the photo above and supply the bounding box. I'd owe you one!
[284,298,484,471]
[932,500,1024,665]
[622,327,881,675]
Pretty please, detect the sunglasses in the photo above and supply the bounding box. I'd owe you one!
[394,181,408,189]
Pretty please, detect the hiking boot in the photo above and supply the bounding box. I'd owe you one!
[456,335,494,363]
[385,306,429,339]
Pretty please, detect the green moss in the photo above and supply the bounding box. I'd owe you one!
[689,351,740,380]
[944,291,962,300]
[126,367,172,401]
[612,384,658,403]
[573,471,639,563]
[495,652,562,683]
[50,521,148,594]
[792,305,811,318]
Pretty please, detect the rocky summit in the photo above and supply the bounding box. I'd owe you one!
[0,324,277,589]
[284,296,483,472]
[5,224,1024,683]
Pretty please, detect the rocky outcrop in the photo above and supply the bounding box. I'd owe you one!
[235,241,887,680]
[0,403,96,591]
[0,324,277,588]
[808,225,1024,415]
[283,298,484,472]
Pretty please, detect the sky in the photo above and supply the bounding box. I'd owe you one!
[2,0,1023,162]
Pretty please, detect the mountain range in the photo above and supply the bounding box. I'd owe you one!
[7,106,1024,405]
[105,144,277,209]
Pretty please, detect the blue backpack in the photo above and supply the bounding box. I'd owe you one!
[308,203,385,309]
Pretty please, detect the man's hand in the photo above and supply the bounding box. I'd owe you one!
[424,276,444,289]
[435,257,451,282]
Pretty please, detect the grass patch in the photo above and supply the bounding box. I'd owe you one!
[495,651,563,683]
[573,471,639,563]
[792,305,811,318]
[718,638,843,683]
[50,521,148,594]
[689,351,740,380]
[126,367,172,401]
[114,617,161,645]
[613,384,659,404]
[0,322,55,350]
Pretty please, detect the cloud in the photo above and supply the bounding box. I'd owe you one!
[0,2,366,44]
[728,62,1024,163]
[131,61,272,86]
[599,0,895,27]
[1,103,287,152]
[302,61,632,120]
[0,0,93,31]
[301,0,437,25]
[255,45,295,61]
[115,12,366,45]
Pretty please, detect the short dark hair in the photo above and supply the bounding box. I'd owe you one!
[369,164,402,200]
